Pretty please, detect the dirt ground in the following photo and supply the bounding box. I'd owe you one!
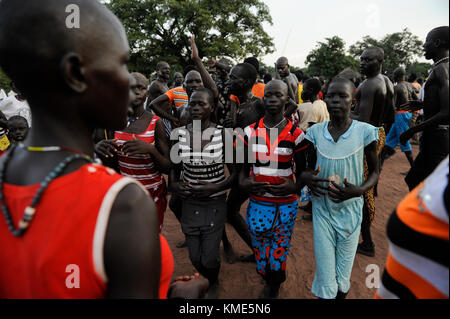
[161,145,419,299]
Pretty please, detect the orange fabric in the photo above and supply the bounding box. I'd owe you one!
[230,94,240,104]
[385,253,447,299]
[164,87,188,108]
[396,185,449,241]
[252,83,266,98]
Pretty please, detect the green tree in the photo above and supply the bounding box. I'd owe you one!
[348,28,424,76]
[406,61,432,79]
[304,36,358,78]
[0,68,11,93]
[105,0,274,77]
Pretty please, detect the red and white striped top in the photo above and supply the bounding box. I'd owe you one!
[241,118,307,203]
[114,116,164,193]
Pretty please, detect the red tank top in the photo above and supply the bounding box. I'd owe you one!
[0,163,173,298]
[114,116,165,194]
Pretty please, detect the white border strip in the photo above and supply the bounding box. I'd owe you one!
[92,177,149,283]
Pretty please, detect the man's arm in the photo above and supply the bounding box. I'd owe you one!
[293,147,307,193]
[148,93,178,122]
[290,75,299,104]
[147,82,163,105]
[411,67,449,130]
[208,58,232,74]
[151,119,172,174]
[104,183,161,298]
[190,36,219,100]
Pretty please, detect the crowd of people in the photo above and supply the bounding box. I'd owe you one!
[0,0,448,300]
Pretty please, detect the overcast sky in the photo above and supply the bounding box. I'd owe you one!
[260,0,449,68]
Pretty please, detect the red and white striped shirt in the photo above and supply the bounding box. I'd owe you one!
[114,116,165,194]
[242,118,307,203]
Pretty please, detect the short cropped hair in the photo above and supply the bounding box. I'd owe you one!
[243,57,260,74]
[304,78,322,95]
[430,26,449,49]
[326,77,356,97]
[156,61,169,71]
[8,115,28,127]
[366,47,385,62]
[131,72,149,87]
[393,67,406,80]
[190,87,215,106]
[235,63,257,87]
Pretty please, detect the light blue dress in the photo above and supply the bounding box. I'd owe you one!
[305,120,379,299]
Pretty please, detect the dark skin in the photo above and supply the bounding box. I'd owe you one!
[7,117,29,143]
[239,80,306,197]
[172,72,184,88]
[301,81,379,202]
[95,74,171,174]
[351,49,394,127]
[380,70,416,166]
[225,65,265,129]
[299,80,321,127]
[399,30,449,145]
[393,72,418,109]
[169,90,236,200]
[148,62,170,103]
[0,0,161,298]
[0,0,205,299]
[274,57,299,105]
[149,36,219,127]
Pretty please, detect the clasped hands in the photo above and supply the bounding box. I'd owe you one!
[300,167,363,203]
[95,138,156,158]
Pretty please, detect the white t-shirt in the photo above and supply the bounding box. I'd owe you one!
[297,99,329,132]
[0,95,32,127]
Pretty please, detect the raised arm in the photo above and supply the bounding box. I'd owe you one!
[190,36,219,100]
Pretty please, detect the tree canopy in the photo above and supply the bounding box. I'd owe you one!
[0,68,11,92]
[304,36,358,78]
[105,0,274,77]
[348,28,424,76]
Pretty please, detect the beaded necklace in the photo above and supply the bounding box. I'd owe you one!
[433,56,449,68]
[126,109,145,128]
[18,143,87,155]
[264,117,286,129]
[0,145,94,237]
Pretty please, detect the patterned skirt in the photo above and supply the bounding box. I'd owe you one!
[363,127,386,225]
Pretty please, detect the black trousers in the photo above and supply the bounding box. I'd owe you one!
[181,196,227,283]
[405,128,449,190]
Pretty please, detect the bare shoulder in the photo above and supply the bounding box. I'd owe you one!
[433,63,449,84]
